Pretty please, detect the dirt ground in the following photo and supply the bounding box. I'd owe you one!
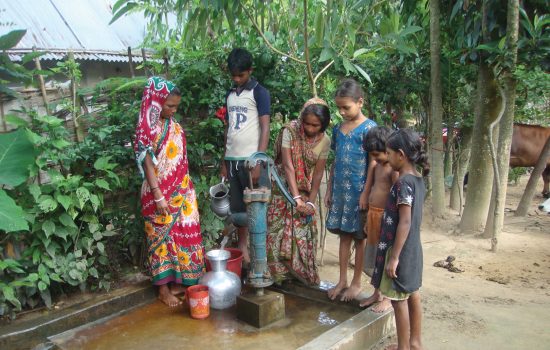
[6,176,548,350]
[318,174,550,350]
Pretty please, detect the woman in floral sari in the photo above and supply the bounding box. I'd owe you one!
[267,98,331,285]
[135,77,204,307]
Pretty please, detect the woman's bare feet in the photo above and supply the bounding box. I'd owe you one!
[158,284,182,307]
[340,283,362,302]
[384,344,398,350]
[170,284,187,296]
[327,281,348,300]
[371,298,392,313]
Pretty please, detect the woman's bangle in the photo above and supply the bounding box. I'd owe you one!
[293,195,302,200]
[305,201,316,210]
[154,197,165,203]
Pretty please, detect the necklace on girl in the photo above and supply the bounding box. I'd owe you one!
[306,134,318,145]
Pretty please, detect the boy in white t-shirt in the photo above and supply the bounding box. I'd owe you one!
[220,48,271,266]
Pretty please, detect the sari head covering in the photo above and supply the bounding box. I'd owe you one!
[135,76,177,178]
[134,77,205,286]
[274,97,329,193]
[300,97,328,114]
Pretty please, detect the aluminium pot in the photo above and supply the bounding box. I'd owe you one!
[198,249,241,310]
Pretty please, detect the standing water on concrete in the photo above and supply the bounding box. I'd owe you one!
[50,292,358,350]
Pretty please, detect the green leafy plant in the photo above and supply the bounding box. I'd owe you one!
[0,128,38,232]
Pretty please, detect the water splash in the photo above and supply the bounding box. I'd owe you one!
[317,311,338,326]
[220,235,230,250]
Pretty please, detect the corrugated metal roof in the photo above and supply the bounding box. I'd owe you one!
[0,0,151,62]
[8,50,147,63]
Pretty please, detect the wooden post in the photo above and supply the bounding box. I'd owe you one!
[33,46,50,115]
[68,51,84,142]
[141,48,150,77]
[0,100,7,132]
[127,46,135,78]
[79,96,89,115]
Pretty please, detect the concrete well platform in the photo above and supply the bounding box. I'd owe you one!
[3,279,393,350]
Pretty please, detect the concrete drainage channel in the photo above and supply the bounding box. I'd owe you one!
[272,283,395,350]
[1,281,393,350]
[0,281,155,350]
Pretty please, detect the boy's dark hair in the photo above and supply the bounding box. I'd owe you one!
[386,128,430,176]
[301,104,331,132]
[169,87,181,97]
[364,126,392,152]
[335,78,364,101]
[227,48,253,73]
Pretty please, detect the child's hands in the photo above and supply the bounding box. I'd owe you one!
[359,191,368,210]
[324,190,332,208]
[251,165,261,185]
[385,256,399,279]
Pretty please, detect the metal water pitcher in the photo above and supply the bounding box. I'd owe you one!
[198,249,241,310]
[209,179,230,218]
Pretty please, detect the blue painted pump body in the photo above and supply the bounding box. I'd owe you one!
[243,152,296,288]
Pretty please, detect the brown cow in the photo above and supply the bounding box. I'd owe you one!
[510,123,550,197]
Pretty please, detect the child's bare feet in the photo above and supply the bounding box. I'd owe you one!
[327,281,347,300]
[341,283,362,302]
[359,291,382,308]
[384,344,398,350]
[170,284,187,296]
[158,285,182,307]
[371,298,392,313]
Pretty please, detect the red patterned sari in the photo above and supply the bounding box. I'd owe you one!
[135,77,204,286]
[267,119,326,285]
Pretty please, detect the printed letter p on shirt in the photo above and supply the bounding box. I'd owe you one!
[234,112,247,130]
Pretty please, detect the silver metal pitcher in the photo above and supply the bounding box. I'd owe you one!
[199,249,241,310]
[209,178,230,218]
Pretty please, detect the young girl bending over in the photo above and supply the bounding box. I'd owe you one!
[325,79,377,301]
[371,129,428,350]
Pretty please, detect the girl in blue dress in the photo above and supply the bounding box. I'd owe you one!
[325,79,377,301]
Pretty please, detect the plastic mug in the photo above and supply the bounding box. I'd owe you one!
[187,284,209,319]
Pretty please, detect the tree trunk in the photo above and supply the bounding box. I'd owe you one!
[429,0,445,217]
[515,137,550,216]
[483,122,500,237]
[444,56,453,179]
[364,93,376,120]
[483,0,520,253]
[424,95,432,200]
[444,136,454,179]
[450,127,472,212]
[459,62,502,232]
[302,0,316,96]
